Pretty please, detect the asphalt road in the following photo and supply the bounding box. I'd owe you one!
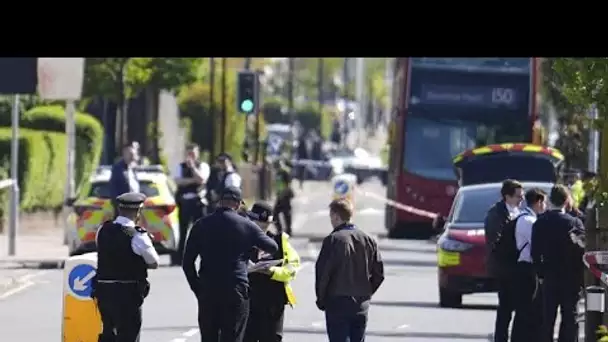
[0,179,503,342]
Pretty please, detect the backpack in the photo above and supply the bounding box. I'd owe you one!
[491,212,530,271]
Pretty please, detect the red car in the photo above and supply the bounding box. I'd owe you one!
[436,181,553,307]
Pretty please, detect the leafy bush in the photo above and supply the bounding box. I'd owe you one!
[18,106,103,194]
[0,128,67,212]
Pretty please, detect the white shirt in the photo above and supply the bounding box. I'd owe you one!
[515,207,537,263]
[224,170,242,189]
[127,167,140,193]
[506,203,520,219]
[95,216,160,265]
[172,161,211,181]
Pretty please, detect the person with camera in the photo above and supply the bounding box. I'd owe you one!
[172,143,210,266]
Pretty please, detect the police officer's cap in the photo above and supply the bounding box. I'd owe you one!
[221,186,243,202]
[116,192,147,209]
[248,202,274,222]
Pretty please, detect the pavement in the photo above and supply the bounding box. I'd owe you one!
[0,178,580,341]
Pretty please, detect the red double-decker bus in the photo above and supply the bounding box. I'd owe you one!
[385,58,545,238]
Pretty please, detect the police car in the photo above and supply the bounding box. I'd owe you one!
[64,165,180,257]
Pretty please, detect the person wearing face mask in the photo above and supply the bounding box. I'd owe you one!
[243,202,300,342]
[511,188,547,342]
[315,199,385,342]
[484,179,524,342]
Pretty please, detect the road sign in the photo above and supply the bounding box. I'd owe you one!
[37,58,85,100]
[67,263,96,299]
[334,180,349,195]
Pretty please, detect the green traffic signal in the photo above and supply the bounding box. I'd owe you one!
[240,99,254,113]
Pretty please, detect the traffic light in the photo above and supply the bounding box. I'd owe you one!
[237,70,259,114]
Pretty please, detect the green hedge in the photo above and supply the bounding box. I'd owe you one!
[0,128,67,212]
[19,106,103,195]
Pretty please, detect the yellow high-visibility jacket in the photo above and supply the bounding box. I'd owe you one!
[571,180,585,208]
[269,232,300,305]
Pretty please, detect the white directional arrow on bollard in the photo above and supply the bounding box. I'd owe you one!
[73,269,96,291]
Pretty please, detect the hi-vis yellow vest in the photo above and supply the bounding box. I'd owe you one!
[269,232,300,306]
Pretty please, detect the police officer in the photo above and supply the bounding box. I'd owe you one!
[244,202,300,342]
[172,143,210,266]
[182,186,279,342]
[94,192,160,342]
[207,153,242,211]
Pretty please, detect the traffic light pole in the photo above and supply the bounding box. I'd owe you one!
[208,57,216,164]
[220,58,227,153]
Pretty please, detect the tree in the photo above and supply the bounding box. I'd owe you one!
[83,58,201,160]
[542,58,589,169]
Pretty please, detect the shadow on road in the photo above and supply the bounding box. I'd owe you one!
[284,327,491,339]
[372,300,496,311]
[299,256,436,267]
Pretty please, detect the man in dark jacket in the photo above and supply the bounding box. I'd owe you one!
[484,179,524,342]
[110,145,139,217]
[532,185,585,342]
[182,186,278,342]
[315,199,385,342]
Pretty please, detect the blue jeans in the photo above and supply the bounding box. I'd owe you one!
[324,296,369,342]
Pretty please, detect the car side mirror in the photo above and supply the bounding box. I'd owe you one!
[432,215,447,232]
[65,197,77,207]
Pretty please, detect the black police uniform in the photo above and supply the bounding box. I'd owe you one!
[182,186,279,342]
[206,154,237,212]
[94,193,152,342]
[175,160,205,265]
[245,203,288,342]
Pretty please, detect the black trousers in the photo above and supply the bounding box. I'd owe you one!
[511,262,542,342]
[175,198,204,265]
[541,276,580,342]
[324,296,370,342]
[198,283,250,342]
[96,282,148,342]
[243,302,285,342]
[273,205,292,235]
[493,275,515,342]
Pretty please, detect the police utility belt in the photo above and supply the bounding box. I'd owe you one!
[180,190,207,203]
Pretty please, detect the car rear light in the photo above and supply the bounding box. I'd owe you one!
[438,235,473,252]
[74,205,101,216]
[149,205,176,216]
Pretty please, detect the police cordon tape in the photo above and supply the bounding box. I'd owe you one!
[583,251,608,286]
[356,189,439,220]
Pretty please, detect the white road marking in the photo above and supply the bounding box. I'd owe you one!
[396,324,410,330]
[0,271,48,300]
[170,328,199,341]
[307,243,319,259]
[357,207,383,216]
[183,328,198,337]
[311,320,324,328]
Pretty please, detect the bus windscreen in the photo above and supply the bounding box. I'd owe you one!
[457,155,558,186]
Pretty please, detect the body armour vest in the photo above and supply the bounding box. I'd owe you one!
[96,221,148,281]
[248,232,287,306]
[176,161,204,199]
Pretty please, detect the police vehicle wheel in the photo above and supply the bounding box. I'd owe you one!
[439,288,462,308]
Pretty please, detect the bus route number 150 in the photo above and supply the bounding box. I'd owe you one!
[491,87,515,105]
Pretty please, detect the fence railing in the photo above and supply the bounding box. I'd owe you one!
[0,178,18,256]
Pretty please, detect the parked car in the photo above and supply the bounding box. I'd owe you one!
[435,181,553,308]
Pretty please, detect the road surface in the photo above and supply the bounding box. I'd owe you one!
[0,180,503,342]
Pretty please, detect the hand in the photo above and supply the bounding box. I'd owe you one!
[186,158,196,169]
[258,267,273,275]
[316,300,326,311]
